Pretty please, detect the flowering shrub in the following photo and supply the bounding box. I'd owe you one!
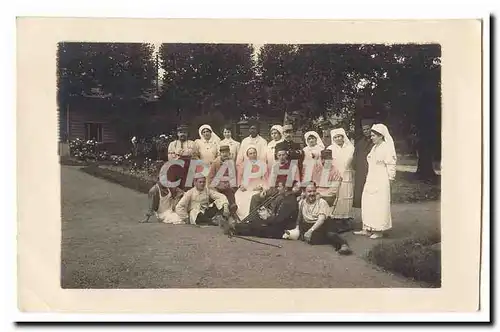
[71,136,168,179]
[70,138,100,161]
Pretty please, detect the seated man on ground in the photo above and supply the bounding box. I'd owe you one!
[295,181,352,255]
[207,144,238,214]
[175,176,230,225]
[226,181,301,239]
[141,167,184,223]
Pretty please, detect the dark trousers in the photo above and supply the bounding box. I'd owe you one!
[195,205,222,225]
[234,219,288,239]
[300,218,348,250]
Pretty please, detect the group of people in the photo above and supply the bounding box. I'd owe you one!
[141,118,397,255]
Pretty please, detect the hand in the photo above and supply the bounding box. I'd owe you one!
[239,185,247,192]
[304,229,314,243]
[253,185,263,191]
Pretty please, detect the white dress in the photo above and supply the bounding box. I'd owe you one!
[328,143,354,219]
[361,142,397,231]
[195,139,219,165]
[234,160,268,220]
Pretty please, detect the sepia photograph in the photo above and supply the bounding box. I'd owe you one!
[16,18,483,315]
[57,41,442,289]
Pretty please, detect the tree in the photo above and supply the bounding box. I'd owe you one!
[57,42,156,100]
[367,44,441,179]
[57,42,158,142]
[158,43,256,129]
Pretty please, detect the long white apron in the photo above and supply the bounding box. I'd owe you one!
[361,144,392,231]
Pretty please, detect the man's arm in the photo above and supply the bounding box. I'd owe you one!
[308,214,326,233]
[208,188,229,211]
[175,189,191,222]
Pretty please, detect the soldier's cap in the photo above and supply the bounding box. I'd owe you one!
[219,145,230,152]
[275,141,288,153]
[177,124,189,131]
[282,124,294,132]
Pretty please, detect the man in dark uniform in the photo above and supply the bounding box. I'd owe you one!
[228,181,301,239]
[352,119,375,208]
[281,123,304,175]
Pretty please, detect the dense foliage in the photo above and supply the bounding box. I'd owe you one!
[58,42,441,179]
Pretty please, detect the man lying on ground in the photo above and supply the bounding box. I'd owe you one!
[224,181,301,239]
[296,181,352,255]
[175,176,230,225]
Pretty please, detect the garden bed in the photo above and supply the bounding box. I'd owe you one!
[81,164,157,194]
[366,232,441,287]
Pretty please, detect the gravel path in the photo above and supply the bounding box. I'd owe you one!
[61,166,438,288]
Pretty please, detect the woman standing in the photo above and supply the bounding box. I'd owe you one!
[234,145,268,220]
[194,124,221,166]
[302,131,325,180]
[327,128,355,221]
[354,124,397,239]
[219,124,240,161]
[265,125,284,169]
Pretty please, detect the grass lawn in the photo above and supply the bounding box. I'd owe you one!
[76,162,441,287]
[62,166,427,288]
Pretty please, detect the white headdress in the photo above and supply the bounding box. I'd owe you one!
[371,123,397,160]
[270,125,284,141]
[330,128,353,148]
[303,131,325,149]
[198,124,221,142]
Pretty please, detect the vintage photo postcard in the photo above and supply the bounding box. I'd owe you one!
[16,18,483,316]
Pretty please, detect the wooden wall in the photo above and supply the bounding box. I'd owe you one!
[66,103,117,143]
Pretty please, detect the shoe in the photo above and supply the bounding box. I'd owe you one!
[353,229,371,236]
[220,216,236,235]
[338,244,352,255]
[139,214,152,223]
[369,233,383,239]
[211,215,225,227]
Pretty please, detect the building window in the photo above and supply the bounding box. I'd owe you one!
[85,123,103,142]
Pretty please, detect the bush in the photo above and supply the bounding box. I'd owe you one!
[366,233,441,287]
[69,138,112,162]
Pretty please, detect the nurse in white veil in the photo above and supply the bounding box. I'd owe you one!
[328,128,355,220]
[194,124,221,166]
[354,124,397,239]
